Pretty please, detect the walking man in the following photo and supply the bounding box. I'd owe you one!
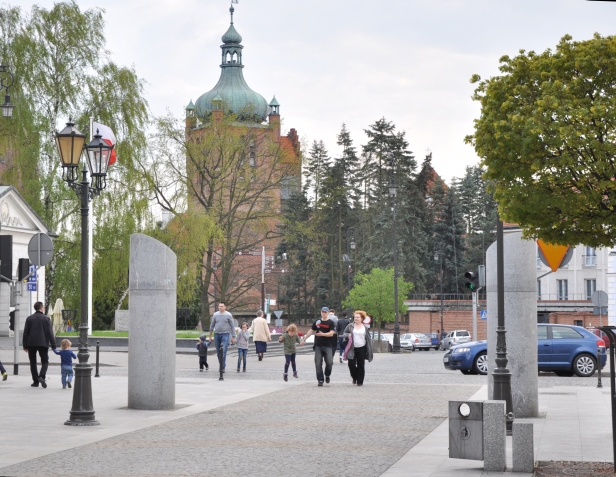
[336,311,351,363]
[209,302,236,372]
[23,302,56,388]
[301,307,336,386]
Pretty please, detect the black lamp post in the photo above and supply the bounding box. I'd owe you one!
[434,251,444,338]
[0,65,14,118]
[388,152,400,354]
[55,121,113,426]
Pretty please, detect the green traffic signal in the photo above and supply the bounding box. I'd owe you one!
[464,271,478,291]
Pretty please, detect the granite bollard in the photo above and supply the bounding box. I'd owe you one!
[483,400,506,472]
[114,310,129,332]
[512,421,534,473]
[487,231,539,418]
[128,234,177,410]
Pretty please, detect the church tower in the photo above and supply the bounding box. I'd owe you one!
[185,6,301,317]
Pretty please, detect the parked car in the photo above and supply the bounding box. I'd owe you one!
[400,333,432,351]
[440,330,471,350]
[423,332,440,350]
[443,324,607,377]
[589,328,612,348]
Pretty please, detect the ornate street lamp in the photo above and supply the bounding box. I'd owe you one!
[388,152,400,354]
[55,121,114,426]
[0,65,14,118]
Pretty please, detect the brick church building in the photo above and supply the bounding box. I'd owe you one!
[184,5,301,321]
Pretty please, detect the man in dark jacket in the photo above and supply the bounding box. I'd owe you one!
[336,311,351,363]
[23,302,56,388]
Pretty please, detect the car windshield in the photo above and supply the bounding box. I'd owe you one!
[415,334,428,339]
[401,334,412,340]
[457,331,470,336]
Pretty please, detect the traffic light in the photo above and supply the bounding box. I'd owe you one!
[464,271,479,291]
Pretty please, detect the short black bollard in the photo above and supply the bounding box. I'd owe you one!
[95,340,100,378]
[598,346,603,389]
[218,343,224,381]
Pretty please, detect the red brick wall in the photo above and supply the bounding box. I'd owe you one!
[393,310,488,340]
[549,312,598,328]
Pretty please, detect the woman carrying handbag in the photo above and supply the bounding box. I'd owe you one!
[343,310,373,386]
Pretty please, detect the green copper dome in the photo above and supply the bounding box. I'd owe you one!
[194,6,268,122]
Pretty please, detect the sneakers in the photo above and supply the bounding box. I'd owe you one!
[293,371,298,378]
[318,381,324,386]
[200,369,203,372]
[283,373,288,382]
[352,379,357,385]
[325,376,330,384]
[243,369,246,372]
[63,386,66,389]
[205,365,209,370]
[31,383,39,387]
[67,381,72,388]
[2,372,6,381]
[237,368,240,373]
[38,377,47,388]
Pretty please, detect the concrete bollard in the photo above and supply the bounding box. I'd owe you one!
[483,400,506,472]
[512,421,534,473]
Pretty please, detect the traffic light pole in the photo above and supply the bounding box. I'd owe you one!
[472,290,477,342]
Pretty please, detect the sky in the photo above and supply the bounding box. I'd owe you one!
[15,0,616,182]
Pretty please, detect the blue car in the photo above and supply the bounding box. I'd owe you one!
[443,324,607,377]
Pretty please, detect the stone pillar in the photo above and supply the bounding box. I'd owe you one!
[487,231,538,418]
[512,421,534,472]
[483,400,506,472]
[128,234,176,410]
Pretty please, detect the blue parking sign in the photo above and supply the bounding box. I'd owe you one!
[27,283,37,291]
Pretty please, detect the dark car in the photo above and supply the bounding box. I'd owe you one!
[443,324,607,377]
[423,332,440,350]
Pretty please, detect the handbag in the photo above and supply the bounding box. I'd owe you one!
[343,333,354,360]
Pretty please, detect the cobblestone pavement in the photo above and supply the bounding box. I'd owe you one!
[2,381,480,477]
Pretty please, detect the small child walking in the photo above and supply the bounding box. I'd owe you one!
[196,335,210,371]
[279,324,302,381]
[236,322,250,372]
[52,339,77,389]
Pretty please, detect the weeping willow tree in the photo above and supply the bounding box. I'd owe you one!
[0,2,152,327]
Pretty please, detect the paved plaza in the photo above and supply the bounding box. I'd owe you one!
[0,344,614,476]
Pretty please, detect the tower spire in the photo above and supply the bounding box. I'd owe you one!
[230,5,234,24]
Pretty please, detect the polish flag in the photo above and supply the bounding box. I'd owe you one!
[93,122,117,166]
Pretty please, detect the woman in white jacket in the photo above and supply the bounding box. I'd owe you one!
[250,310,271,361]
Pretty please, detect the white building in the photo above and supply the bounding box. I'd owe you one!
[0,186,53,337]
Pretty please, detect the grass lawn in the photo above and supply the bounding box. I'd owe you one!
[57,331,203,338]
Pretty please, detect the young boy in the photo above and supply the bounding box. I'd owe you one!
[196,334,210,371]
[52,339,77,389]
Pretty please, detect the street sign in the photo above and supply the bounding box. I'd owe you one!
[273,310,283,319]
[27,265,36,283]
[27,283,36,292]
[28,233,53,267]
[363,316,372,325]
[592,290,608,308]
[480,310,487,321]
[594,306,608,316]
[537,240,572,272]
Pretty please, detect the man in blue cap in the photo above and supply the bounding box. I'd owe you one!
[301,306,336,386]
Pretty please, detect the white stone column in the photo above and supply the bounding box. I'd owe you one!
[128,234,176,410]
[487,231,538,418]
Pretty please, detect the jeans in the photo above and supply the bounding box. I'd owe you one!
[61,364,73,387]
[314,344,333,383]
[28,346,49,384]
[338,337,346,357]
[237,348,247,370]
[284,353,296,374]
[0,359,6,374]
[347,345,367,385]
[214,333,230,369]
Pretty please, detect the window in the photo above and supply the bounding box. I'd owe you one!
[574,320,583,327]
[537,246,542,269]
[551,326,582,339]
[249,151,256,167]
[585,279,596,300]
[537,279,542,300]
[457,331,470,336]
[280,176,298,200]
[584,246,597,266]
[537,326,548,339]
[557,280,568,300]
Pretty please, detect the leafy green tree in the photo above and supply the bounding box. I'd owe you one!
[466,34,616,247]
[342,267,413,329]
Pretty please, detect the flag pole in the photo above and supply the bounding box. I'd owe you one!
[88,116,94,336]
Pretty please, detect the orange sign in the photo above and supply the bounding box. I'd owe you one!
[537,240,570,272]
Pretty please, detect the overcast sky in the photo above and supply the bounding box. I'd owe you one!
[17,0,616,181]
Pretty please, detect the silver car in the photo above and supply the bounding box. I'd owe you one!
[440,330,471,350]
[402,333,432,351]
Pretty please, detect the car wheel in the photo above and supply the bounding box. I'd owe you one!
[473,351,488,375]
[573,354,596,377]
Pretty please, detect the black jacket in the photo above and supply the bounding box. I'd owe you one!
[23,311,56,349]
[336,318,350,335]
